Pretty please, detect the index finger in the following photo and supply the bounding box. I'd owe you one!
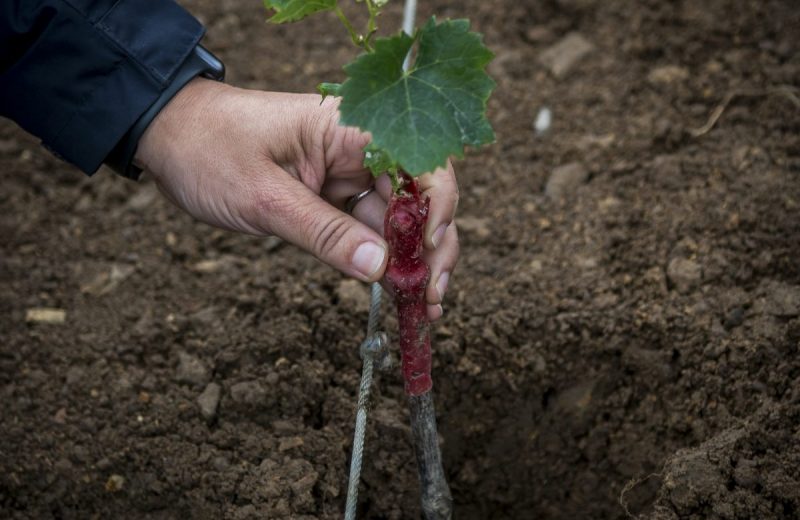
[416,160,459,250]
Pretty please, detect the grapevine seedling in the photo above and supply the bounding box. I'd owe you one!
[263,1,495,517]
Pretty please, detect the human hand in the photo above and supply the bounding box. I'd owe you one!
[135,78,459,320]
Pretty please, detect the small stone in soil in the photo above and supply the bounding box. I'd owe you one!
[175,352,210,386]
[538,32,594,77]
[230,381,267,405]
[126,185,159,210]
[647,65,690,85]
[197,382,221,422]
[667,257,702,293]
[264,236,283,251]
[533,107,552,135]
[53,407,67,424]
[278,436,304,452]
[191,258,229,273]
[25,308,66,324]
[290,471,318,496]
[105,474,125,493]
[545,162,589,200]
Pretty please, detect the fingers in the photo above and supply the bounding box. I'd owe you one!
[302,161,458,320]
[423,222,459,321]
[350,189,387,237]
[252,172,388,282]
[351,181,458,323]
[416,161,459,249]
[349,173,395,236]
[415,162,459,321]
[375,173,394,202]
[320,177,375,210]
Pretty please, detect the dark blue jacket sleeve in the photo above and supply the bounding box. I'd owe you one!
[0,0,204,174]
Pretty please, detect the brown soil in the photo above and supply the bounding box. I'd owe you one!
[2,0,799,518]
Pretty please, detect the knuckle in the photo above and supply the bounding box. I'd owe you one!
[310,213,351,259]
[253,189,281,218]
[252,188,279,216]
[317,97,340,131]
[248,181,292,235]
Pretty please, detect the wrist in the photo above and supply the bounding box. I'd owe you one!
[135,77,227,176]
[105,44,225,179]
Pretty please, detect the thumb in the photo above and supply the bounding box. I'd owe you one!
[265,176,388,282]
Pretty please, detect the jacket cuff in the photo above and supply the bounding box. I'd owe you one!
[1,0,205,174]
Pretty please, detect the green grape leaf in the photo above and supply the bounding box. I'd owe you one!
[263,0,336,23]
[363,143,397,177]
[339,17,495,176]
[317,82,342,100]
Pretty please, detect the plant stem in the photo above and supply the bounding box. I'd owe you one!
[387,167,402,194]
[364,0,379,47]
[409,393,452,520]
[334,6,370,51]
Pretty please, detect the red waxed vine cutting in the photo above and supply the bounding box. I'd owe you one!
[384,174,432,396]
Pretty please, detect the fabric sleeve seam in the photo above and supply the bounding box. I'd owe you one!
[95,0,203,84]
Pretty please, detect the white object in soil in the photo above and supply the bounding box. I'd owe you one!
[534,107,552,135]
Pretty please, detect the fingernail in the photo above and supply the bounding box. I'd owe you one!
[352,242,386,279]
[436,272,450,300]
[430,304,443,321]
[431,224,448,248]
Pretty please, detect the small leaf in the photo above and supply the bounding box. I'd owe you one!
[264,0,336,23]
[339,17,496,176]
[317,82,342,100]
[363,144,397,177]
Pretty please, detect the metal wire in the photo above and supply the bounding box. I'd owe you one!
[344,283,386,520]
[402,0,418,69]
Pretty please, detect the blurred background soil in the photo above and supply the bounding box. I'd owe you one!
[1,0,799,518]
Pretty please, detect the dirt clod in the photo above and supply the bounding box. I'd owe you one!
[667,257,703,293]
[197,382,222,421]
[229,381,268,405]
[545,162,589,199]
[175,352,210,386]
